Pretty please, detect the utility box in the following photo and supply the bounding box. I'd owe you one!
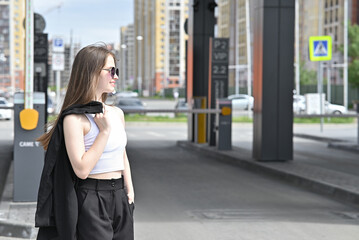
[13,92,45,202]
[216,98,232,150]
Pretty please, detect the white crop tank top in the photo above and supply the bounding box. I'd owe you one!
[84,106,127,175]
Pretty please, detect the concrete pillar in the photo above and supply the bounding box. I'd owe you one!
[252,0,295,161]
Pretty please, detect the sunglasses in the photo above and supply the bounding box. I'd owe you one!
[102,67,119,78]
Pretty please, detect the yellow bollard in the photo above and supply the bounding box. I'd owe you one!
[194,97,207,143]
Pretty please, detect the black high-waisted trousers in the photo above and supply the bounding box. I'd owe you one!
[76,178,134,240]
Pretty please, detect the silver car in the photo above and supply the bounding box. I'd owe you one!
[116,97,146,115]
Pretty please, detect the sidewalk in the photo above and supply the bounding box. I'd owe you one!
[180,122,359,207]
[0,122,358,238]
[0,163,37,239]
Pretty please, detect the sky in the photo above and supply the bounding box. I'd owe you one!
[33,0,134,48]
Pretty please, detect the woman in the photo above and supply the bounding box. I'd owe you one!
[35,44,134,240]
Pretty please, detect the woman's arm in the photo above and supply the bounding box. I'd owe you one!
[63,110,111,179]
[116,107,135,203]
[123,150,134,203]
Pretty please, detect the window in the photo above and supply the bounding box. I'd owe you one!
[330,10,332,23]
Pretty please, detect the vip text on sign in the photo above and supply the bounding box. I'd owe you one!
[309,36,332,61]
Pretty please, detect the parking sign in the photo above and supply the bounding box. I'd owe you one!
[52,36,64,52]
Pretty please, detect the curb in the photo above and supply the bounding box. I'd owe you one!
[177,141,359,207]
[293,133,348,143]
[0,220,36,239]
[328,142,359,154]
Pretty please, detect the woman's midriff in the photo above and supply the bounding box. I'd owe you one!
[88,170,122,179]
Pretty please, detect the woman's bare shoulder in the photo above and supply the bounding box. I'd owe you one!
[63,114,88,127]
[107,105,124,116]
[107,105,125,123]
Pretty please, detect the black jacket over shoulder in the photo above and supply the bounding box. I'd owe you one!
[35,101,103,240]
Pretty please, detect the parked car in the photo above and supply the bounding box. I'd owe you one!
[0,97,12,120]
[293,95,347,114]
[115,91,139,98]
[228,94,254,110]
[115,97,146,114]
[325,102,347,114]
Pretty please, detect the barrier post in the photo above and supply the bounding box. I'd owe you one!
[13,92,45,201]
[216,98,232,150]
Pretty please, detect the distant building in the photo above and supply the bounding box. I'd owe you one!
[120,24,135,91]
[299,0,356,85]
[0,0,10,91]
[217,0,356,90]
[134,0,188,96]
[48,40,81,90]
[11,0,25,91]
[0,0,25,92]
[217,0,253,94]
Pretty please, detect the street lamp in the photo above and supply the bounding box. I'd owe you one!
[136,35,143,96]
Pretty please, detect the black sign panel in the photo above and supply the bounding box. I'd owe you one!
[209,38,229,146]
[34,33,49,122]
[34,33,48,61]
[210,38,229,107]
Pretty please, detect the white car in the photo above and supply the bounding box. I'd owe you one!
[228,94,254,110]
[0,97,12,120]
[325,102,347,114]
[293,95,347,114]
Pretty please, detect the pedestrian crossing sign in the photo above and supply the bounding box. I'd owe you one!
[309,36,332,61]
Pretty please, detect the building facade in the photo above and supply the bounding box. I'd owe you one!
[0,0,10,91]
[217,0,356,91]
[11,0,25,91]
[120,24,135,91]
[299,0,356,85]
[217,0,253,94]
[134,0,188,96]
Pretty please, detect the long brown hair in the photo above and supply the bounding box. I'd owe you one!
[38,44,116,150]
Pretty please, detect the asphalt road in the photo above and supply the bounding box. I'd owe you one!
[126,123,359,240]
[1,104,359,239]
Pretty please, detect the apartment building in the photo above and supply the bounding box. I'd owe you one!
[217,0,253,92]
[0,0,10,91]
[218,0,357,89]
[11,0,25,91]
[120,24,135,90]
[134,0,188,96]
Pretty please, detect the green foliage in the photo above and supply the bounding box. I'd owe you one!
[344,23,359,88]
[298,60,317,85]
[124,114,187,122]
[293,117,355,124]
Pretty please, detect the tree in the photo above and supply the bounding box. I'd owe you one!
[298,60,317,85]
[343,23,359,88]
